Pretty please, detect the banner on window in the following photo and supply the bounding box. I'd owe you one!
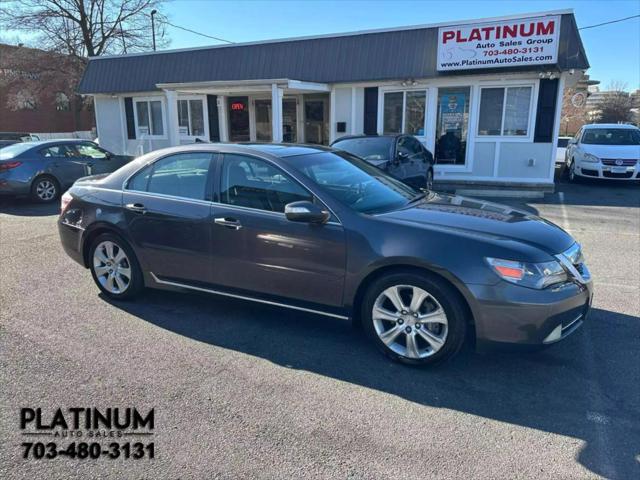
[439,94,465,132]
[437,15,560,71]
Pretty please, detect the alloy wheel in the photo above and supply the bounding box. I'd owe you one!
[569,160,576,181]
[36,179,57,201]
[372,284,448,359]
[93,241,132,294]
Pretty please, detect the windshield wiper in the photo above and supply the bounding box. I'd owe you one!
[407,192,427,204]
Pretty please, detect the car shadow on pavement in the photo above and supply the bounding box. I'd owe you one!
[0,197,59,216]
[105,290,639,480]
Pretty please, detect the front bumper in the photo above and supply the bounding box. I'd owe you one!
[469,279,593,350]
[575,162,639,180]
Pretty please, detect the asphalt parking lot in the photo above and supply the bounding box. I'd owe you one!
[1,175,638,479]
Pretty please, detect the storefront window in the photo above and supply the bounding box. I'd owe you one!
[478,86,532,136]
[435,87,470,165]
[177,99,205,137]
[383,92,403,134]
[384,91,426,136]
[255,99,272,142]
[228,96,250,142]
[135,99,164,136]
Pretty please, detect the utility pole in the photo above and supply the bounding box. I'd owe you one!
[151,9,157,51]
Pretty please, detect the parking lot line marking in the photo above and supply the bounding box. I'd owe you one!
[557,191,572,233]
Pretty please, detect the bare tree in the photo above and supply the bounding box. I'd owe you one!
[594,81,634,124]
[0,0,168,57]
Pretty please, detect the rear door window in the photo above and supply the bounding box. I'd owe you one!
[127,152,213,200]
[40,145,75,158]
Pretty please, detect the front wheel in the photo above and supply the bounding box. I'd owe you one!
[89,233,144,300]
[361,272,467,366]
[426,169,434,191]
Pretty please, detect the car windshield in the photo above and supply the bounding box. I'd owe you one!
[581,128,640,145]
[283,151,418,214]
[0,142,33,159]
[332,137,392,162]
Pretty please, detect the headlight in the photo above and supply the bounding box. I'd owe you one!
[486,257,568,289]
[582,153,599,163]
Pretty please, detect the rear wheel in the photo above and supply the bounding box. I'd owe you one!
[31,176,59,203]
[426,169,434,191]
[89,233,144,300]
[361,272,467,365]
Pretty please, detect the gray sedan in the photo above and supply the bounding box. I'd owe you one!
[0,140,132,202]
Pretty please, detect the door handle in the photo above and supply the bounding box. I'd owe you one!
[125,203,147,213]
[214,217,242,230]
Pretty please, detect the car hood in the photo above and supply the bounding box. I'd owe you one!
[581,144,640,159]
[377,193,574,255]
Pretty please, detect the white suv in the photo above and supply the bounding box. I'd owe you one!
[565,124,640,181]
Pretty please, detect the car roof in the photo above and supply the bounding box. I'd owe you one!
[332,135,399,143]
[18,139,95,148]
[582,123,638,130]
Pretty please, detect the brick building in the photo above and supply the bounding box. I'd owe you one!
[0,43,94,134]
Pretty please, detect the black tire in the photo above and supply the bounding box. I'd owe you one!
[567,159,580,183]
[31,175,60,203]
[361,272,467,366]
[88,232,144,300]
[426,168,434,191]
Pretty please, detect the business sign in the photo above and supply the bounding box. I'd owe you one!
[437,15,560,71]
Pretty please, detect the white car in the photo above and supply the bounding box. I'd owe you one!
[565,124,640,181]
[556,136,572,165]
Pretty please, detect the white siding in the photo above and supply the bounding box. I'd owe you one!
[332,87,352,140]
[94,96,124,155]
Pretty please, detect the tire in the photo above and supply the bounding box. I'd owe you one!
[426,168,434,191]
[88,233,144,300]
[361,272,467,366]
[567,159,580,183]
[31,175,60,203]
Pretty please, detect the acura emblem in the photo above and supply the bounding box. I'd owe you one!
[615,159,624,166]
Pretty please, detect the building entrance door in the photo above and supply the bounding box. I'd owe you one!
[228,96,250,142]
[303,95,329,145]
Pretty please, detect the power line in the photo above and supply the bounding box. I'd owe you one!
[579,14,640,30]
[160,19,234,44]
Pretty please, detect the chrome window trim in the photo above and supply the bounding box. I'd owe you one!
[121,149,343,225]
[150,273,349,320]
[123,189,213,206]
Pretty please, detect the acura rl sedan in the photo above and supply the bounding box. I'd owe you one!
[58,144,593,365]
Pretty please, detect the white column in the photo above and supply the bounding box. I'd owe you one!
[351,87,357,135]
[164,89,180,146]
[271,84,283,143]
[329,88,336,143]
[217,95,228,142]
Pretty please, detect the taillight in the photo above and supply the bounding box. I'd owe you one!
[60,191,73,213]
[0,161,22,171]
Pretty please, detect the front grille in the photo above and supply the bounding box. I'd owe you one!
[601,158,637,166]
[603,171,634,179]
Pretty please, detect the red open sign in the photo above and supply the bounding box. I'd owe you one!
[231,102,245,111]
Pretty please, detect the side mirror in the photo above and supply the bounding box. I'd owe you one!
[285,201,330,224]
[396,151,408,163]
[568,138,577,145]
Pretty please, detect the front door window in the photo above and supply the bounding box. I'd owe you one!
[283,98,297,143]
[304,95,329,145]
[435,87,471,165]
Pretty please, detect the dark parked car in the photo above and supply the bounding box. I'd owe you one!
[58,144,592,365]
[0,131,40,149]
[331,134,435,190]
[0,140,133,202]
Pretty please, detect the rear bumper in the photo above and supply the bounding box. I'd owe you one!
[58,220,86,267]
[469,280,593,350]
[0,176,31,195]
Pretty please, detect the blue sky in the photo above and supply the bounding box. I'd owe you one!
[163,0,640,90]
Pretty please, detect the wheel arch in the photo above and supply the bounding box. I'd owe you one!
[81,222,133,268]
[350,263,477,329]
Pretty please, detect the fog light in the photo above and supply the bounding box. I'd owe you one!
[543,324,563,344]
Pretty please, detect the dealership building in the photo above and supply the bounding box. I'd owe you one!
[78,9,588,193]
